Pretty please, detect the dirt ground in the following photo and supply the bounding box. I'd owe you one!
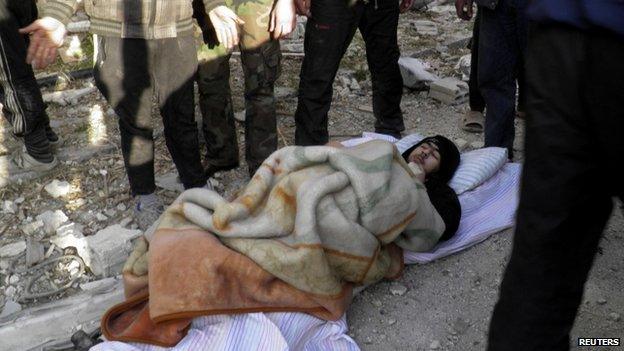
[0,3,622,350]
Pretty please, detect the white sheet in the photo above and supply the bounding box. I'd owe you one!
[91,144,521,351]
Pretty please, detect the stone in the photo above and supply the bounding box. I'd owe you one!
[234,110,246,122]
[282,42,304,53]
[410,20,438,36]
[470,141,485,149]
[597,298,607,305]
[398,57,438,89]
[119,217,133,228]
[44,179,71,198]
[390,283,408,296]
[25,238,45,266]
[95,213,108,222]
[388,318,397,325]
[429,78,469,105]
[116,203,127,212]
[455,138,468,151]
[0,300,21,319]
[274,87,297,99]
[430,340,441,350]
[8,275,19,285]
[155,172,185,193]
[14,197,24,204]
[104,208,116,217]
[42,86,96,106]
[4,286,16,298]
[371,299,383,308]
[56,222,84,237]
[455,54,471,81]
[1,200,17,214]
[608,312,621,322]
[350,78,361,91]
[20,220,44,236]
[0,241,26,258]
[36,210,69,236]
[87,225,142,277]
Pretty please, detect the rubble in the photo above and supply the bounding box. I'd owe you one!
[25,238,45,266]
[389,283,408,296]
[1,200,17,214]
[155,172,185,193]
[44,179,71,198]
[0,241,26,258]
[36,210,69,236]
[410,20,439,36]
[429,77,469,105]
[0,300,21,319]
[42,86,96,106]
[87,224,142,277]
[398,57,439,89]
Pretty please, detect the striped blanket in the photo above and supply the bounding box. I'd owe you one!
[101,140,446,346]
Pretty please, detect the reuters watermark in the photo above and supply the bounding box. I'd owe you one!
[577,338,620,347]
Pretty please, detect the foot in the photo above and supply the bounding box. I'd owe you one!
[134,193,165,231]
[10,146,58,173]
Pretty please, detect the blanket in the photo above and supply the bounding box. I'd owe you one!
[102,140,446,346]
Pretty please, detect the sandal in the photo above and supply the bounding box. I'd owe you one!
[460,110,484,133]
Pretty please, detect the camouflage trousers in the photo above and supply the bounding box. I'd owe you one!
[196,0,281,175]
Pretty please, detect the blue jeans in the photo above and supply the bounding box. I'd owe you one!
[477,0,527,159]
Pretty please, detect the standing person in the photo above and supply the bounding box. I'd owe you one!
[488,1,624,350]
[20,0,240,229]
[293,0,413,146]
[465,0,527,159]
[192,0,295,177]
[0,0,60,172]
[456,2,485,133]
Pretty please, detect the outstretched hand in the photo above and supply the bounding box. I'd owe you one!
[270,0,296,39]
[19,17,66,69]
[208,6,245,50]
[454,0,474,20]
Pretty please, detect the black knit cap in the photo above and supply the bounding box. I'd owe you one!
[401,135,460,183]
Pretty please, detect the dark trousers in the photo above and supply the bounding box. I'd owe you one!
[488,25,624,351]
[0,0,53,161]
[468,9,485,113]
[94,36,207,195]
[478,0,527,158]
[294,0,405,146]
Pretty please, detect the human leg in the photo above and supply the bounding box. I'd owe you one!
[358,0,405,139]
[238,0,280,175]
[488,25,622,351]
[155,36,207,190]
[477,0,526,158]
[196,42,239,174]
[294,0,361,146]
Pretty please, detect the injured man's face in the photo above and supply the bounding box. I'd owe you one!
[406,141,441,175]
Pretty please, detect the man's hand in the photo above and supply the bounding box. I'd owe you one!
[19,17,66,69]
[208,6,245,50]
[399,0,415,13]
[270,0,296,39]
[455,0,474,20]
[294,0,311,17]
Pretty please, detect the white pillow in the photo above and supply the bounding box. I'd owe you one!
[449,148,508,194]
[396,135,508,195]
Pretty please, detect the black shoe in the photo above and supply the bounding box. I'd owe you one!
[205,163,239,178]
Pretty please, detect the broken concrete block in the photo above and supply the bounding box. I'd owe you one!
[87,225,142,277]
[36,210,69,236]
[0,241,26,258]
[455,138,468,151]
[398,57,439,89]
[0,277,124,351]
[429,78,469,105]
[0,300,21,319]
[155,172,185,193]
[470,140,485,149]
[410,20,438,36]
[44,179,71,198]
[42,86,96,106]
